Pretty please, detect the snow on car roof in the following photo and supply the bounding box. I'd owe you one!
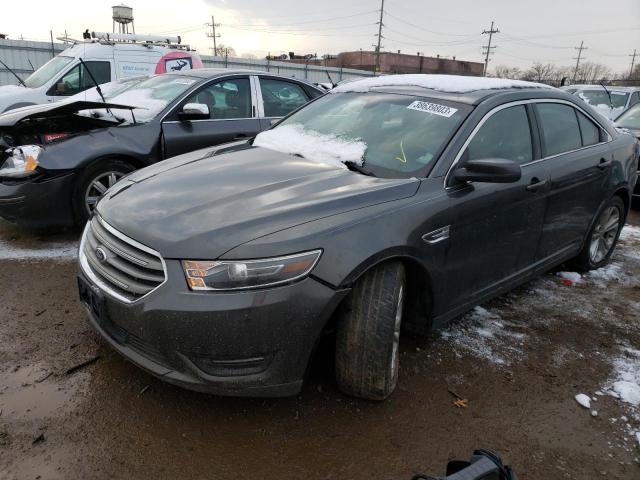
[331,74,553,94]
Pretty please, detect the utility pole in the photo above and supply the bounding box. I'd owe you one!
[481,21,499,77]
[207,16,221,56]
[629,49,637,79]
[572,40,587,83]
[373,0,385,74]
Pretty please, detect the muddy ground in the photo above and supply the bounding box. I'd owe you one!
[0,211,639,480]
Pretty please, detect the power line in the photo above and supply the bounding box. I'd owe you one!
[482,21,499,76]
[229,10,377,28]
[384,11,477,37]
[572,40,587,82]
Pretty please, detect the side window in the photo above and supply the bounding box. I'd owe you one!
[536,103,582,156]
[576,111,601,146]
[629,92,639,107]
[184,78,252,120]
[464,105,533,164]
[259,78,310,117]
[53,61,111,96]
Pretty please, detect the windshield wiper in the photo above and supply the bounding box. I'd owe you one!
[0,58,27,87]
[344,160,376,177]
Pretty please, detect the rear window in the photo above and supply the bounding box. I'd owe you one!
[536,103,582,156]
[577,111,601,146]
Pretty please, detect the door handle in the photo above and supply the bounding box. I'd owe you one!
[526,178,547,192]
[598,158,612,170]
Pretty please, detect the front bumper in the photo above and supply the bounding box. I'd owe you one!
[0,171,77,228]
[78,261,348,397]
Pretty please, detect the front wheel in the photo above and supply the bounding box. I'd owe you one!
[72,159,135,226]
[335,261,406,400]
[572,196,625,271]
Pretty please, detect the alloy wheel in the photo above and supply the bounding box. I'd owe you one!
[589,206,621,264]
[84,171,126,215]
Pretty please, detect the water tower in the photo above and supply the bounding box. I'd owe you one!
[112,4,135,34]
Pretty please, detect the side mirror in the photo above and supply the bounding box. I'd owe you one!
[453,158,521,184]
[179,103,210,120]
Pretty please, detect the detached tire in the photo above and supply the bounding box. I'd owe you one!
[72,159,136,226]
[336,261,406,400]
[572,196,625,271]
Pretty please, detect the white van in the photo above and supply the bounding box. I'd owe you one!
[0,32,202,113]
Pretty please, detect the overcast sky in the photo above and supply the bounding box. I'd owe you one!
[2,0,639,74]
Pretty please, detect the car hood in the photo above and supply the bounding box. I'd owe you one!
[0,99,135,127]
[97,145,420,259]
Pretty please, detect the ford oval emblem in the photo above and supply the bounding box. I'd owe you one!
[95,247,108,263]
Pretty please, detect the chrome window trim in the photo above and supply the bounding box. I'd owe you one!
[160,73,258,124]
[79,215,168,304]
[444,98,614,189]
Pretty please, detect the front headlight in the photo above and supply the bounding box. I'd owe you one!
[0,145,42,178]
[182,250,322,291]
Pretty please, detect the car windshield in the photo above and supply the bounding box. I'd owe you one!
[578,89,629,109]
[79,74,198,124]
[615,103,640,129]
[24,56,74,88]
[258,92,470,178]
[69,75,149,102]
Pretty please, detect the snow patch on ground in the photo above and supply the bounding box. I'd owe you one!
[557,271,582,284]
[254,124,366,169]
[575,393,591,409]
[0,238,78,260]
[440,306,526,365]
[619,224,640,242]
[332,74,552,94]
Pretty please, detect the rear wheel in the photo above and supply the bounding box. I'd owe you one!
[335,261,406,400]
[572,196,625,271]
[73,159,135,226]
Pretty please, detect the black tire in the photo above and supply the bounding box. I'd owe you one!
[335,261,406,400]
[572,196,625,271]
[72,159,136,226]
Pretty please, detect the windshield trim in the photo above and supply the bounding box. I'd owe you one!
[24,56,76,89]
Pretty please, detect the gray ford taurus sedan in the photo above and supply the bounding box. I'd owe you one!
[77,74,639,400]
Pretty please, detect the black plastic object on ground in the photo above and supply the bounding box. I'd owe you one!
[413,450,517,480]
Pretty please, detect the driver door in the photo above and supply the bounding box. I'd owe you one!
[161,76,261,158]
[442,103,550,310]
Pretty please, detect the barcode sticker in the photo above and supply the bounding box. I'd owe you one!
[407,101,458,117]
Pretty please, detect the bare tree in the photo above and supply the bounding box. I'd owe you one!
[215,44,236,57]
[522,63,557,83]
[574,62,612,83]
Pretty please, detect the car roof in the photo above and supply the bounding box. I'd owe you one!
[163,68,321,89]
[329,74,561,105]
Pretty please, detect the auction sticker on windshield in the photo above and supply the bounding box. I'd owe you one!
[407,101,458,118]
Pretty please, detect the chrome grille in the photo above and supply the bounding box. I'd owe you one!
[80,216,166,302]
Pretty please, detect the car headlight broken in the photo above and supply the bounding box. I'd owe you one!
[0,145,42,178]
[182,250,322,291]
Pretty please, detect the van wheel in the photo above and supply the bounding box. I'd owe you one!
[335,261,405,400]
[73,159,135,226]
[572,196,625,271]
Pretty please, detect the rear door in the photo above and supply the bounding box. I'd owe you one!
[256,76,314,129]
[161,75,261,158]
[533,101,611,260]
[442,103,550,309]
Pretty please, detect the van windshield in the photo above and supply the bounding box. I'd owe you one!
[24,56,74,88]
[258,92,470,178]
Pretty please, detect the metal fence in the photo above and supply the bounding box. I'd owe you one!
[199,55,376,83]
[0,39,64,86]
[0,39,376,87]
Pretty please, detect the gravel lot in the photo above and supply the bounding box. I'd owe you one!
[0,210,639,480]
